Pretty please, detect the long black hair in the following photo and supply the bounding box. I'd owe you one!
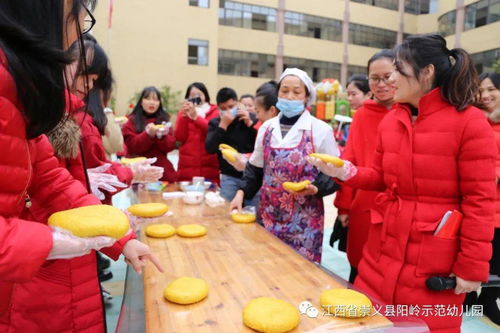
[69,36,113,135]
[0,0,96,139]
[131,86,170,132]
[394,34,478,110]
[185,82,211,103]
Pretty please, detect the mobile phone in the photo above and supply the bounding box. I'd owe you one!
[187,96,202,105]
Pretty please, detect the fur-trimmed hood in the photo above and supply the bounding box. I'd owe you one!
[47,117,81,159]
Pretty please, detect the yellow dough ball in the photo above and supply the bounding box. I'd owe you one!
[319,288,372,318]
[221,149,239,163]
[308,153,345,167]
[176,224,207,238]
[218,143,237,152]
[154,124,165,129]
[282,180,311,192]
[231,213,256,224]
[145,224,176,238]
[48,205,129,239]
[127,203,169,218]
[243,297,300,333]
[120,157,147,165]
[163,277,209,304]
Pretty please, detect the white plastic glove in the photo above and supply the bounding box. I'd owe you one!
[306,156,357,181]
[87,164,128,200]
[47,227,115,260]
[128,158,164,183]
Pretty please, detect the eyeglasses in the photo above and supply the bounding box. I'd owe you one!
[369,75,393,85]
[82,2,96,34]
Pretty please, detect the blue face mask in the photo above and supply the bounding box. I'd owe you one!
[230,107,238,117]
[276,98,305,118]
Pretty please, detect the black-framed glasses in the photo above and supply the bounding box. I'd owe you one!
[368,74,393,85]
[82,2,96,34]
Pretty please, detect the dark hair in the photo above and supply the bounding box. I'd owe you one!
[347,74,370,94]
[395,34,478,110]
[69,37,113,135]
[185,82,210,103]
[131,86,170,132]
[240,94,255,101]
[367,49,395,73]
[216,87,237,105]
[255,81,278,110]
[479,72,500,90]
[0,0,96,138]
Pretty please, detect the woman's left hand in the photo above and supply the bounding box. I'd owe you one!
[285,184,318,196]
[122,239,164,275]
[452,274,481,294]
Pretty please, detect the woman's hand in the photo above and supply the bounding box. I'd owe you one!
[452,274,481,294]
[284,184,318,196]
[181,101,197,119]
[222,152,248,172]
[145,123,157,138]
[122,239,164,275]
[229,190,245,212]
[338,214,349,227]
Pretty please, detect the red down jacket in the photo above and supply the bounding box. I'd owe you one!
[345,88,496,333]
[122,115,177,183]
[0,53,133,332]
[174,105,220,183]
[334,99,391,269]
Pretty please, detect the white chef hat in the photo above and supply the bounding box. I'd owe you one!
[279,68,316,107]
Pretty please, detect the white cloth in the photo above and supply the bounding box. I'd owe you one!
[279,68,316,107]
[249,111,339,168]
[196,103,210,118]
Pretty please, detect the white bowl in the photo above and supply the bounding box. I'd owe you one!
[182,191,204,205]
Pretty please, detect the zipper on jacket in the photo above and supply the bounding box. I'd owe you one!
[16,142,33,208]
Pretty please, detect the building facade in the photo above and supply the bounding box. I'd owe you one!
[91,0,500,114]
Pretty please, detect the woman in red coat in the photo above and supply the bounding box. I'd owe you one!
[0,3,163,332]
[334,50,395,283]
[175,82,220,183]
[478,72,500,325]
[310,34,496,332]
[123,86,177,183]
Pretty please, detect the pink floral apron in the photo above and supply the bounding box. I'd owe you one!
[258,126,324,263]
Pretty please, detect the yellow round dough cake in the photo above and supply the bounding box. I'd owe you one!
[48,205,129,239]
[231,213,256,224]
[319,288,372,318]
[120,157,147,165]
[243,297,300,333]
[176,224,207,238]
[163,277,209,304]
[145,224,176,238]
[127,203,169,218]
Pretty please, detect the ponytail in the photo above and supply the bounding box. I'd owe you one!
[441,48,479,110]
[395,34,479,111]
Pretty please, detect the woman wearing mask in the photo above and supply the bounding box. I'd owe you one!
[231,68,339,263]
[123,86,177,183]
[334,50,396,283]
[477,72,500,325]
[0,1,163,332]
[175,82,220,183]
[310,34,496,332]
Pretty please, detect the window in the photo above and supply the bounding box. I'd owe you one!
[471,48,500,73]
[284,57,341,82]
[349,24,397,48]
[219,0,276,32]
[352,0,434,14]
[438,11,456,36]
[447,0,500,33]
[189,0,209,8]
[218,49,275,78]
[188,39,209,66]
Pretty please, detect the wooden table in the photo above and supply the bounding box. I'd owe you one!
[135,187,394,333]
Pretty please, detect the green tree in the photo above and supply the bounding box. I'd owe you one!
[494,59,500,74]
[128,85,182,114]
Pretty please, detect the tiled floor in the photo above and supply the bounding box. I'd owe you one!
[104,187,500,332]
